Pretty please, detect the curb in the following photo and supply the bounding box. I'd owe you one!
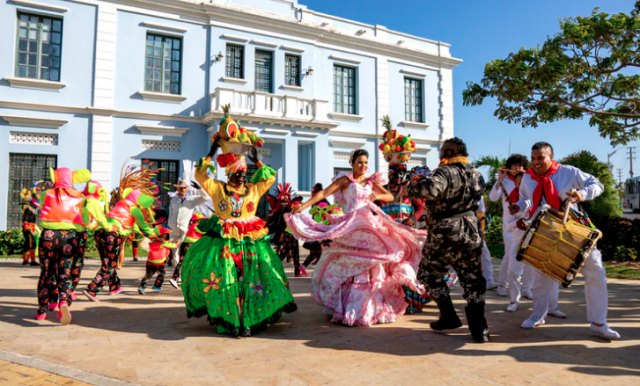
[0,349,140,386]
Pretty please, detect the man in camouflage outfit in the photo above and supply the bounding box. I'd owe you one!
[409,137,489,343]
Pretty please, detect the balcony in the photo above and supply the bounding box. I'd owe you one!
[203,87,339,130]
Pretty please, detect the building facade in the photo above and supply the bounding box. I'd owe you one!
[0,0,461,229]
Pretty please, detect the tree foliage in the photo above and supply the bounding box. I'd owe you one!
[463,2,640,145]
[560,150,622,222]
[475,155,505,187]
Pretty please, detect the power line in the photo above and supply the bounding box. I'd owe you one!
[628,146,637,178]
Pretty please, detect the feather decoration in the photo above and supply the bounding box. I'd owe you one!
[109,157,169,207]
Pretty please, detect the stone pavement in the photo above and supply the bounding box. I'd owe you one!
[0,256,638,386]
[0,359,90,385]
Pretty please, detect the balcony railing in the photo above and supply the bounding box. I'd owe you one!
[204,87,339,130]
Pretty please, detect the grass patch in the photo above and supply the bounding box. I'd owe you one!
[0,247,148,259]
[487,243,505,259]
[605,263,640,280]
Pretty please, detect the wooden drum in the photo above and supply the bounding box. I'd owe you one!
[516,208,602,288]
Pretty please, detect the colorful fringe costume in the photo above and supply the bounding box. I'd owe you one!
[266,183,305,276]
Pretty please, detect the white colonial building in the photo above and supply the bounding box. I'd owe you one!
[0,0,461,229]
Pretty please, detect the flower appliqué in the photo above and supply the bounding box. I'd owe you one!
[249,279,267,297]
[246,202,255,212]
[219,200,228,212]
[202,272,223,293]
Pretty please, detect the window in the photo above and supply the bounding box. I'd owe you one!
[333,65,356,114]
[255,50,273,93]
[334,167,351,178]
[225,44,244,79]
[144,34,182,94]
[285,54,300,87]
[15,13,63,81]
[298,143,315,191]
[142,159,179,210]
[7,153,57,229]
[404,77,423,122]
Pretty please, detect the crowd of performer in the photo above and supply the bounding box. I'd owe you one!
[18,109,620,342]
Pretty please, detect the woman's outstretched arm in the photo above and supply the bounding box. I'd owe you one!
[370,183,393,203]
[291,176,349,214]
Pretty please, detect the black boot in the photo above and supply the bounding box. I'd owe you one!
[465,304,489,343]
[430,297,463,331]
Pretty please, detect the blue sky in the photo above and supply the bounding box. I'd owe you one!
[303,0,637,182]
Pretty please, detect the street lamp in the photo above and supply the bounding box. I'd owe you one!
[608,148,620,172]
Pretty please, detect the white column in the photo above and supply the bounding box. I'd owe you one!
[90,3,117,190]
[439,67,454,141]
[375,56,389,174]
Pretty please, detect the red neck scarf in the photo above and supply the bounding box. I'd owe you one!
[527,161,561,216]
[506,174,519,204]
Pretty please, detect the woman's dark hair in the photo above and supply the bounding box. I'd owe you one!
[514,171,525,179]
[443,137,469,157]
[506,154,530,170]
[350,149,369,164]
[313,183,323,191]
[532,141,554,154]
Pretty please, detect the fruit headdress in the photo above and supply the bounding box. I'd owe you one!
[378,115,416,165]
[211,104,266,175]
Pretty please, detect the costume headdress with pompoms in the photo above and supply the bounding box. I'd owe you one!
[211,104,266,175]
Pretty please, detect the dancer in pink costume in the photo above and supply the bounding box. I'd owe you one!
[286,149,428,326]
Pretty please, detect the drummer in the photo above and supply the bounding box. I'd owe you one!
[509,142,619,340]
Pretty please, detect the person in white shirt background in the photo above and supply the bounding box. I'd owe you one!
[167,179,209,268]
[509,142,619,340]
[489,154,535,298]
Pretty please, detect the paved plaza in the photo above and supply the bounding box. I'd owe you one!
[0,256,638,386]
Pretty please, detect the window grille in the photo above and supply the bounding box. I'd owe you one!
[255,50,273,93]
[404,77,423,122]
[333,65,356,114]
[144,34,182,94]
[225,44,244,79]
[284,54,300,87]
[15,13,63,81]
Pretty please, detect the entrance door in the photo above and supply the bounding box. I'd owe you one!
[7,153,57,229]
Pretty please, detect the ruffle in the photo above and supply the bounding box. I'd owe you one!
[250,165,277,183]
[221,217,269,241]
[368,171,388,186]
[187,301,297,337]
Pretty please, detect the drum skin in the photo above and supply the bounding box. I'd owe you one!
[516,209,602,288]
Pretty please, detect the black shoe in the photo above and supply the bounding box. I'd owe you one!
[22,260,29,266]
[30,261,39,266]
[465,304,490,343]
[133,257,139,262]
[430,297,462,331]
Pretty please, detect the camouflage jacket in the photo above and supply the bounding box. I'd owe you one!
[409,163,486,251]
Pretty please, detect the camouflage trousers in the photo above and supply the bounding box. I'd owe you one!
[418,245,486,306]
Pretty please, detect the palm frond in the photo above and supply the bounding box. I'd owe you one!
[380,115,392,131]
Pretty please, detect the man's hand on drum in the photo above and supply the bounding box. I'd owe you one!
[516,219,528,231]
[566,190,584,204]
[508,204,520,215]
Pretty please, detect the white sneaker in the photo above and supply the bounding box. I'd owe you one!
[169,279,179,289]
[506,303,518,312]
[177,277,182,284]
[590,324,620,340]
[547,309,567,319]
[497,286,508,297]
[486,282,498,291]
[521,290,533,300]
[521,317,545,329]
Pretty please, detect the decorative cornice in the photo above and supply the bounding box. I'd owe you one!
[400,68,427,78]
[4,77,66,91]
[329,137,367,148]
[251,39,278,47]
[221,76,248,84]
[1,114,68,129]
[137,91,187,103]
[400,120,430,129]
[135,124,189,137]
[11,0,68,12]
[221,34,249,42]
[281,45,305,52]
[294,131,319,137]
[263,128,289,135]
[141,21,188,33]
[330,112,364,122]
[329,55,361,65]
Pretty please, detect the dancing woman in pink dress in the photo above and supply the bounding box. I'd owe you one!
[286,149,428,326]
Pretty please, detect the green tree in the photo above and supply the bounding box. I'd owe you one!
[560,150,622,222]
[463,2,640,145]
[475,155,505,187]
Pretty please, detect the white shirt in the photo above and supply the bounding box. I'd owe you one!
[477,196,486,213]
[168,188,209,232]
[516,164,603,219]
[489,178,521,227]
